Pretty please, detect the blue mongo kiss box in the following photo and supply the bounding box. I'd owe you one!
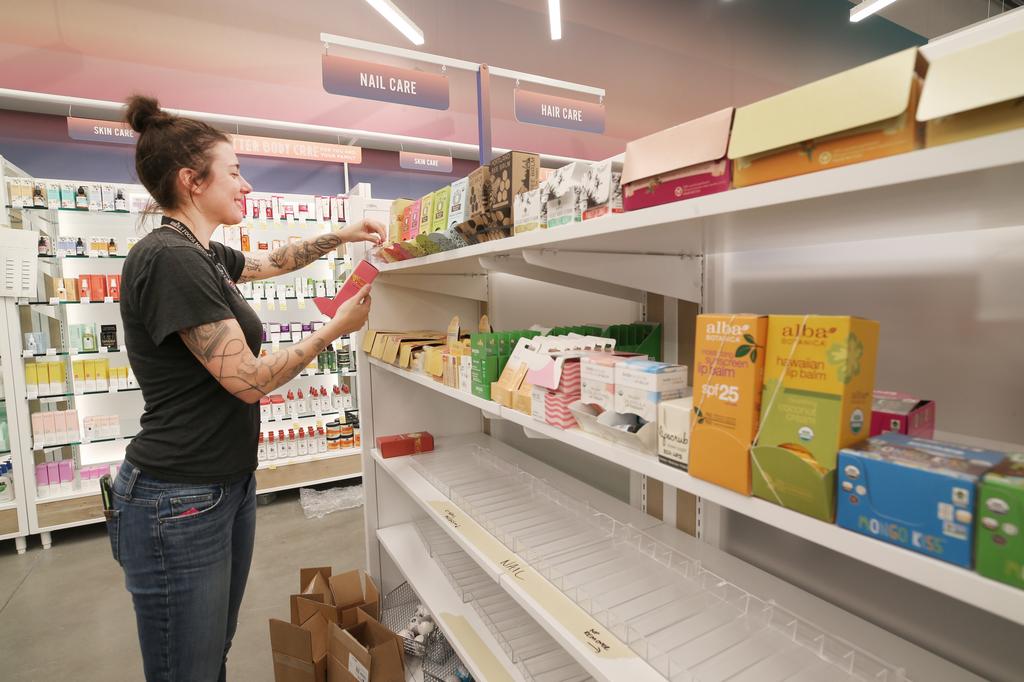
[836,433,1006,567]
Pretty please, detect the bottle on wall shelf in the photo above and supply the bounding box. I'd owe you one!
[0,460,14,502]
[75,237,85,256]
[108,238,117,256]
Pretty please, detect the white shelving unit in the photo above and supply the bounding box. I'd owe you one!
[378,523,529,682]
[367,358,1024,628]
[357,131,1024,682]
[0,156,34,554]
[0,165,366,547]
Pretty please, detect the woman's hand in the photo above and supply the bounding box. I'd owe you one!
[327,284,372,337]
[337,218,387,245]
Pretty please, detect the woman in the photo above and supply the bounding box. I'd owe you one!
[108,95,385,681]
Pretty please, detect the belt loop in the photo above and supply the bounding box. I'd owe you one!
[124,466,140,501]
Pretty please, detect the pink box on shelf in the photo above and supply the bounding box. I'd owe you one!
[621,107,734,212]
[46,462,60,488]
[870,390,936,439]
[35,464,49,491]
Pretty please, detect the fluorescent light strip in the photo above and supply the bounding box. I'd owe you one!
[548,0,562,40]
[850,0,900,23]
[365,0,424,45]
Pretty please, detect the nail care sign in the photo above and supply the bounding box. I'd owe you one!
[399,151,453,174]
[322,54,450,110]
[515,89,605,134]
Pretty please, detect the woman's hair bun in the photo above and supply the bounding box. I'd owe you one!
[125,95,172,135]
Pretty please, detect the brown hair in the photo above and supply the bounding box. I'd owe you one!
[124,95,229,211]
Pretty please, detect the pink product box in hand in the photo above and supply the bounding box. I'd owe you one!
[313,260,379,318]
[621,107,734,212]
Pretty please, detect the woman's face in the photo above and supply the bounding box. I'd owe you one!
[192,141,252,225]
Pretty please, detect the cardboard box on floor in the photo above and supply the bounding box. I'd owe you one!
[269,612,331,682]
[300,567,380,627]
[327,610,405,682]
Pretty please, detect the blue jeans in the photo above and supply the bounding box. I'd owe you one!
[107,460,256,682]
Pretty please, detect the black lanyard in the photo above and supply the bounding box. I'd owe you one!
[161,217,241,295]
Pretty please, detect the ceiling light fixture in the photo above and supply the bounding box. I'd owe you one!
[850,0,901,23]
[365,0,424,45]
[548,0,562,40]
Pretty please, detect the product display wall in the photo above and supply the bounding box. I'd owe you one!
[0,171,363,547]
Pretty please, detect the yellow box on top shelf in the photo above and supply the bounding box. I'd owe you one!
[728,48,923,188]
[917,27,1024,147]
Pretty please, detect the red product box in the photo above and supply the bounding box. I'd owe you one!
[78,276,90,301]
[313,260,379,318]
[870,391,936,439]
[376,432,434,458]
[89,274,107,301]
[621,108,734,212]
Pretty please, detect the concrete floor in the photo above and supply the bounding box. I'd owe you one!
[0,489,367,681]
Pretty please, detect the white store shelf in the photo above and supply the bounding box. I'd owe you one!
[368,359,1024,627]
[0,499,20,512]
[376,129,1024,277]
[379,523,528,682]
[256,446,360,470]
[369,357,500,416]
[373,444,668,682]
[34,487,100,504]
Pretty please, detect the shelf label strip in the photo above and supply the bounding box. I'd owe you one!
[439,613,517,682]
[428,500,633,660]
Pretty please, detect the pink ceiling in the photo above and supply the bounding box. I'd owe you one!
[0,0,922,160]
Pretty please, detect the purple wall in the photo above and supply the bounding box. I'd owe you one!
[0,110,476,199]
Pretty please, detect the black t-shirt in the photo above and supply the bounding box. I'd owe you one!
[121,228,262,483]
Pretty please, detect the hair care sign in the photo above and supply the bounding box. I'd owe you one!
[399,150,453,173]
[231,134,362,164]
[322,54,450,110]
[514,90,605,134]
[67,117,138,144]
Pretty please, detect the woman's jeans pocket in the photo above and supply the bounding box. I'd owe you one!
[105,509,121,565]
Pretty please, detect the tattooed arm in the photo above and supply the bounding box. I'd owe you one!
[178,284,372,402]
[179,318,332,403]
[238,233,343,283]
[237,219,386,283]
